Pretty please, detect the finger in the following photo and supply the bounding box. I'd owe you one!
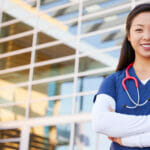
[108,106,114,112]
[108,137,114,140]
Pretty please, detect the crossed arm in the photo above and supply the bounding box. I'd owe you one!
[92,94,150,148]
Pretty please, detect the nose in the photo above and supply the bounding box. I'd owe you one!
[143,30,150,41]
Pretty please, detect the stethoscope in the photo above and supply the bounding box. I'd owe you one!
[122,63,150,109]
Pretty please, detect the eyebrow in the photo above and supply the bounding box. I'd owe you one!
[133,24,144,27]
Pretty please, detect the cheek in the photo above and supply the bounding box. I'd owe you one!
[128,37,139,51]
[129,35,140,45]
[128,30,140,43]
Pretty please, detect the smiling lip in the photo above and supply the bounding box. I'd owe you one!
[141,44,150,50]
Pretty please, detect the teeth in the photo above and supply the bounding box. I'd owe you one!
[143,45,150,47]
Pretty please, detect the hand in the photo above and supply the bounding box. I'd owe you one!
[108,137,123,146]
[108,106,114,112]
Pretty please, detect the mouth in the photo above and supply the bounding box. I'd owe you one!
[141,44,150,50]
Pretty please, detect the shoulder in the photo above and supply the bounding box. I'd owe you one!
[100,73,117,92]
[103,70,124,84]
[93,70,125,103]
[104,72,116,82]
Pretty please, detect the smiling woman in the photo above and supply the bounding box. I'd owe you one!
[128,12,150,61]
[92,3,150,150]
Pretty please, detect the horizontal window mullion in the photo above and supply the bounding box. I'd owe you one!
[0,47,32,59]
[80,24,125,39]
[0,66,113,91]
[0,41,121,60]
[36,40,64,50]
[0,40,63,59]
[0,64,30,75]
[0,73,74,89]
[0,138,20,143]
[31,73,74,86]
[43,1,78,14]
[29,90,97,104]
[43,0,90,14]
[78,66,115,77]
[0,18,21,28]
[0,13,37,28]
[81,2,131,22]
[0,30,34,43]
[64,0,147,26]
[0,101,27,108]
[34,54,75,68]
[63,2,131,25]
[0,90,97,108]
[0,113,91,129]
[78,45,121,58]
[0,53,75,74]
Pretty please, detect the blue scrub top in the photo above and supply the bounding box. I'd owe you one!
[93,66,150,150]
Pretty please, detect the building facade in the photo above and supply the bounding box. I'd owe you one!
[0,0,148,149]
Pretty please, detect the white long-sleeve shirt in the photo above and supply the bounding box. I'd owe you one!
[92,94,150,148]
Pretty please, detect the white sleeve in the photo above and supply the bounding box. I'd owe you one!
[92,94,150,138]
[122,132,150,148]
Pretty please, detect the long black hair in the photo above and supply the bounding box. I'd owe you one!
[116,3,150,71]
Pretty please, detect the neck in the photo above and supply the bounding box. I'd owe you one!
[133,58,150,71]
[133,57,150,80]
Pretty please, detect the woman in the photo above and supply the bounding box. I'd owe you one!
[92,3,150,150]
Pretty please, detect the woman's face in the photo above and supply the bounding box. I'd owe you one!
[128,12,150,59]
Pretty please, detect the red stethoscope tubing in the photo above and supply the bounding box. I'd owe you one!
[122,62,139,90]
[121,63,150,109]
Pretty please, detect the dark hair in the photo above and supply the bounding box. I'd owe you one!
[116,3,150,71]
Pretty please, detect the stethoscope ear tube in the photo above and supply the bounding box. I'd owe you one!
[122,97,150,109]
[122,63,150,109]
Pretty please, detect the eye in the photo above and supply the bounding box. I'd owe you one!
[135,28,143,32]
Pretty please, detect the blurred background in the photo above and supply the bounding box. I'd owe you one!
[0,0,149,149]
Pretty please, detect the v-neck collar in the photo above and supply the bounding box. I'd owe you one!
[130,66,150,86]
[141,78,150,85]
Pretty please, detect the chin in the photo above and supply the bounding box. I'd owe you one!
[140,51,150,58]
[142,54,150,58]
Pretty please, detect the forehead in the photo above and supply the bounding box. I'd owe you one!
[131,12,150,26]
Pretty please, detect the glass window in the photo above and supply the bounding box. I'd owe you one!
[0,21,33,38]
[2,12,15,23]
[81,0,130,34]
[74,122,97,150]
[78,76,104,93]
[41,1,79,22]
[30,79,74,117]
[0,128,21,139]
[36,32,56,45]
[33,59,75,80]
[0,142,20,149]
[76,77,104,113]
[22,0,36,8]
[0,35,33,54]
[35,43,75,63]
[79,56,106,72]
[29,124,70,149]
[0,104,26,122]
[31,78,74,100]
[29,97,73,118]
[0,85,28,104]
[0,69,29,84]
[39,1,79,36]
[0,128,20,149]
[74,122,111,150]
[0,52,31,70]
[106,49,121,59]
